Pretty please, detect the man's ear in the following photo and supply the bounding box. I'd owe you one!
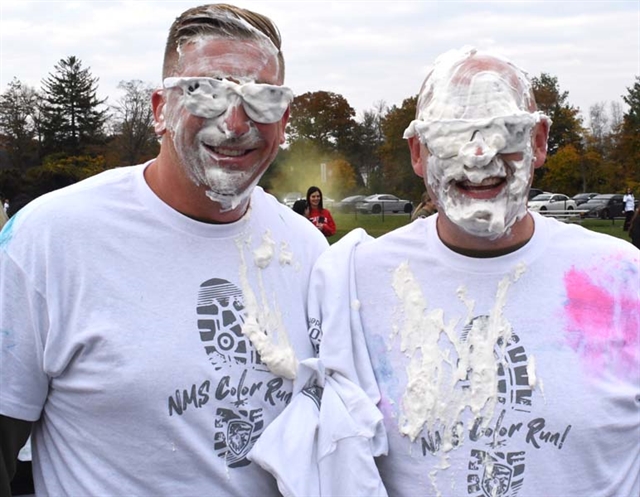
[408,136,426,177]
[532,119,550,169]
[151,90,167,135]
[279,107,291,145]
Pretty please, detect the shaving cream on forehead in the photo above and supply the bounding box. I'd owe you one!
[177,34,279,83]
[417,47,534,121]
[189,8,279,49]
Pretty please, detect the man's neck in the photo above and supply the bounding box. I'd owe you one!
[144,158,250,224]
[436,213,535,258]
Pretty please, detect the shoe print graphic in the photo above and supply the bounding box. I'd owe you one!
[197,278,268,467]
[197,278,268,372]
[461,315,531,497]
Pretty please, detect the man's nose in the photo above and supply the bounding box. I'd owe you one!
[222,100,251,136]
[458,131,497,167]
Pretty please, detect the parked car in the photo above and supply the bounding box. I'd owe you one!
[356,194,413,214]
[335,195,367,213]
[572,192,599,206]
[528,188,545,200]
[528,193,577,212]
[282,192,303,208]
[580,194,625,219]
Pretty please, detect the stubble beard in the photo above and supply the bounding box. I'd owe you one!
[171,121,268,212]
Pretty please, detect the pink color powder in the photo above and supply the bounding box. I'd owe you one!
[563,268,639,378]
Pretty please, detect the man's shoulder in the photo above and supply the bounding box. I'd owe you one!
[358,216,429,255]
[539,214,638,258]
[2,166,140,241]
[18,166,137,215]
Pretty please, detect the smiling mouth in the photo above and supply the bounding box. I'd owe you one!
[456,177,506,191]
[203,144,254,157]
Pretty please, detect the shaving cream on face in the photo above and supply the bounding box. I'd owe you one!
[175,10,280,80]
[426,150,532,238]
[410,47,546,239]
[165,97,264,210]
[163,35,283,212]
[416,47,535,122]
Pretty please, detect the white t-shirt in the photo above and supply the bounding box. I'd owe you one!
[313,213,639,497]
[0,163,328,496]
[623,194,635,212]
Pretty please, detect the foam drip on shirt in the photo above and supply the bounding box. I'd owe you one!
[235,231,298,380]
[391,260,527,492]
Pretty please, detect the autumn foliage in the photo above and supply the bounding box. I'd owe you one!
[1,56,639,206]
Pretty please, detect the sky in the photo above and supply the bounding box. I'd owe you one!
[1,1,639,128]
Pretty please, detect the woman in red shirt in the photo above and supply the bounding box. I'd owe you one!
[306,186,336,237]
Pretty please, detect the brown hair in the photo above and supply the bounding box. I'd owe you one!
[162,3,284,82]
[306,186,324,211]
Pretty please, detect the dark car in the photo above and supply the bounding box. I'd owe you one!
[528,188,544,200]
[572,192,599,206]
[334,195,367,213]
[580,194,625,219]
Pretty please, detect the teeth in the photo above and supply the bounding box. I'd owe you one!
[459,177,504,188]
[212,147,246,157]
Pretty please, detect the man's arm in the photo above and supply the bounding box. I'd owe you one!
[0,415,32,497]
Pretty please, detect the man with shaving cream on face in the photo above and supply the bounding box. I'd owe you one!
[250,47,639,497]
[0,4,328,496]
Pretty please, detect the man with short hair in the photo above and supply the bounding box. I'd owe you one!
[0,4,327,495]
[255,47,639,497]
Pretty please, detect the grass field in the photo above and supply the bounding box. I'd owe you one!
[329,212,633,244]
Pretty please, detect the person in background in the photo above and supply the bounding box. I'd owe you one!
[623,187,635,230]
[628,205,640,249]
[251,47,639,497]
[306,186,336,237]
[292,198,308,217]
[0,4,328,496]
[410,190,437,221]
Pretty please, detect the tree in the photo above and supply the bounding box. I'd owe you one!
[286,91,356,154]
[612,76,640,188]
[531,73,583,156]
[324,158,358,199]
[588,102,609,153]
[539,144,598,195]
[264,140,347,200]
[109,80,158,165]
[0,78,39,169]
[40,56,108,157]
[377,96,422,201]
[350,101,387,188]
[609,101,623,132]
[24,154,109,198]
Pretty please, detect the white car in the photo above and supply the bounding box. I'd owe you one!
[528,193,577,212]
[356,194,413,214]
[282,192,303,208]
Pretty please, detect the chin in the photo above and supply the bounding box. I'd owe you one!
[443,188,526,239]
[202,169,262,212]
